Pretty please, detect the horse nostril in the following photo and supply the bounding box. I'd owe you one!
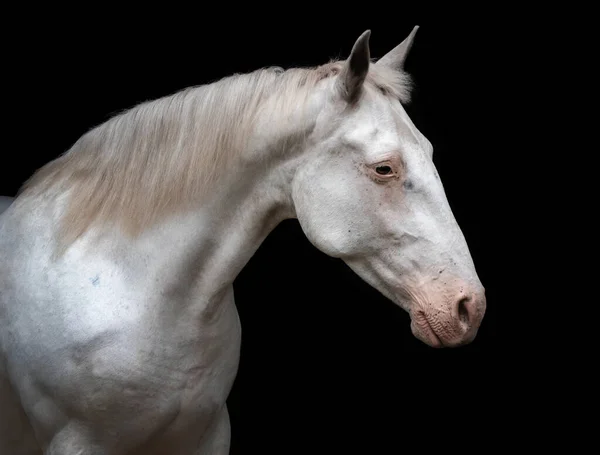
[458,297,470,325]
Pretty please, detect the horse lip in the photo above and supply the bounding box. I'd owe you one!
[412,310,444,348]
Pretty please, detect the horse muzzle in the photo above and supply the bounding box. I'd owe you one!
[408,283,486,348]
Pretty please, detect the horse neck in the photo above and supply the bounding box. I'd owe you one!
[132,104,317,302]
[173,83,330,295]
[193,162,297,291]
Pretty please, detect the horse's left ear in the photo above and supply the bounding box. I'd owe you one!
[337,30,371,101]
[376,25,419,71]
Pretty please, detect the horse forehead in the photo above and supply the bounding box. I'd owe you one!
[341,97,421,149]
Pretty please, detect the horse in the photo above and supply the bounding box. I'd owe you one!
[0,27,486,454]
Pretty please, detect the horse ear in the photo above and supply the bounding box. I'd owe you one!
[376,25,419,70]
[336,30,371,101]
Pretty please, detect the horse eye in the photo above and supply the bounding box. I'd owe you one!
[375,165,393,175]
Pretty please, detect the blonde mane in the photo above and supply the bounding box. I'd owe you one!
[20,60,412,247]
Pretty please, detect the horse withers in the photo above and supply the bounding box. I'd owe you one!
[0,27,485,454]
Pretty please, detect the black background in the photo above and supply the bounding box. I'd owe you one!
[1,10,548,453]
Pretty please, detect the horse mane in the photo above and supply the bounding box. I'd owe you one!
[20,60,412,247]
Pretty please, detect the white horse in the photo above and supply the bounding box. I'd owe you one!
[0,27,486,454]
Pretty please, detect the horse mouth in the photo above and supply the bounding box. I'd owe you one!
[410,310,443,348]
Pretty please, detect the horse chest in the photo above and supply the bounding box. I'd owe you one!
[4,243,242,448]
